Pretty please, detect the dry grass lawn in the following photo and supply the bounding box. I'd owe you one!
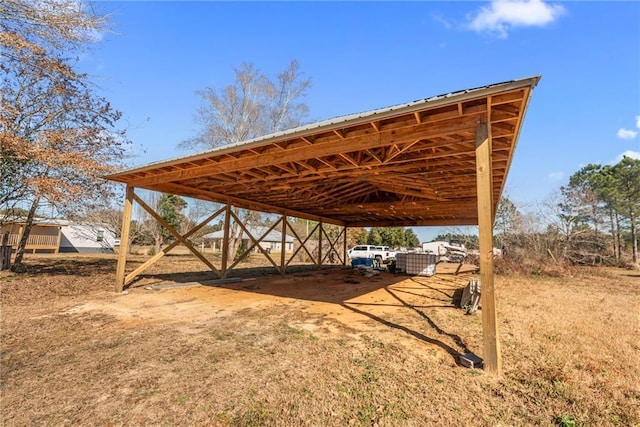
[1,254,639,426]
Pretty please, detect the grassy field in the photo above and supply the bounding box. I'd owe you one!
[1,254,638,426]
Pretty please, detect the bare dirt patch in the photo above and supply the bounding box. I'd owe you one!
[1,255,639,426]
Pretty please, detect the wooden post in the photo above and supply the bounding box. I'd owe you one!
[318,220,323,269]
[343,226,348,266]
[54,226,62,254]
[16,225,24,253]
[221,203,231,278]
[475,122,502,375]
[1,232,11,271]
[115,186,134,293]
[280,214,287,274]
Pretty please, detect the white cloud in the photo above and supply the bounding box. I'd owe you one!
[636,115,640,129]
[548,171,564,181]
[617,128,638,140]
[467,0,565,38]
[431,13,453,30]
[612,150,640,164]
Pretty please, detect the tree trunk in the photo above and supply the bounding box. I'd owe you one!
[615,211,622,261]
[631,210,638,264]
[609,208,618,263]
[11,194,42,271]
[154,235,162,255]
[227,207,243,264]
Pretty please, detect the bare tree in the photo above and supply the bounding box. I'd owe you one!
[1,0,129,271]
[182,61,311,263]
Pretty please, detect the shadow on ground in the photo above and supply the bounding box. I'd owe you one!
[136,263,477,365]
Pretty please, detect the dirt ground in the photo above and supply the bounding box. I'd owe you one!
[1,254,639,426]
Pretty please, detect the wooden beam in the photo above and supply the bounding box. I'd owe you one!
[475,122,501,376]
[343,226,348,266]
[115,185,134,293]
[366,149,384,164]
[318,221,323,268]
[346,218,478,227]
[280,215,287,274]
[221,203,231,278]
[338,153,359,167]
[54,227,62,254]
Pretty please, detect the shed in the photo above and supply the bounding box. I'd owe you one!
[106,76,541,374]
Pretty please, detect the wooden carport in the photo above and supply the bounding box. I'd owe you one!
[106,76,540,375]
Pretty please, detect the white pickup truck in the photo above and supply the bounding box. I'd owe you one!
[348,245,396,264]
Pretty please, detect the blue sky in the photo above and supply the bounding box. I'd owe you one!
[83,1,639,242]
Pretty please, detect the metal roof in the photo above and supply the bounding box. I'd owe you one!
[106,76,540,227]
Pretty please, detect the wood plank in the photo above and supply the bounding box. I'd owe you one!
[221,203,231,277]
[338,153,359,167]
[280,215,287,274]
[343,226,348,266]
[115,186,134,293]
[475,122,502,376]
[346,217,478,227]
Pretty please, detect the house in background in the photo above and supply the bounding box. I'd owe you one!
[58,223,117,253]
[1,220,63,254]
[0,219,116,254]
[202,226,295,253]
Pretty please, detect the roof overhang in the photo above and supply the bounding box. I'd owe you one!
[106,76,540,227]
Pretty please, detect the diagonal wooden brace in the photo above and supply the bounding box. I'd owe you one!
[130,194,222,281]
[321,227,345,265]
[226,214,282,272]
[285,219,320,267]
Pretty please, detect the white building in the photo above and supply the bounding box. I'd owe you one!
[1,219,116,254]
[202,226,295,253]
[59,223,117,253]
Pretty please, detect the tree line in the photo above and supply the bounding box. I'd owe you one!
[493,156,640,268]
